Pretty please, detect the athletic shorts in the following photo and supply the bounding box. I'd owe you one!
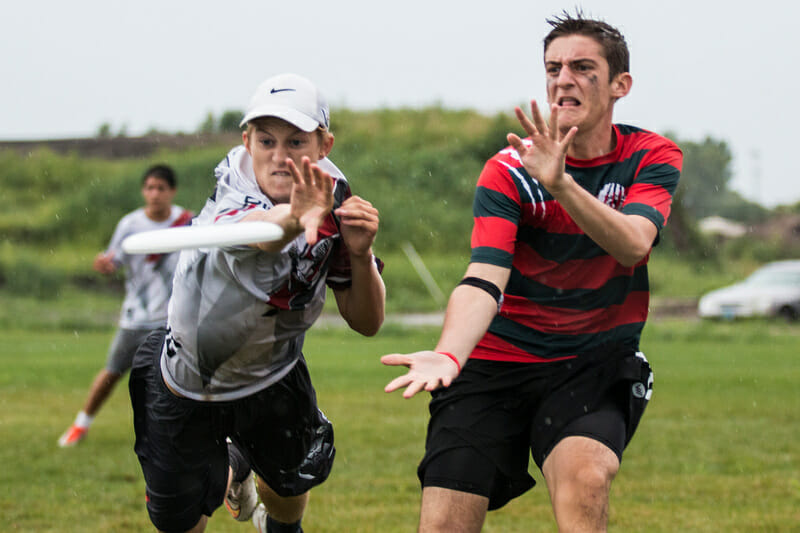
[105,327,153,374]
[418,343,653,511]
[129,329,335,532]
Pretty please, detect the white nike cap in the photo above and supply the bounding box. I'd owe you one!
[239,73,330,132]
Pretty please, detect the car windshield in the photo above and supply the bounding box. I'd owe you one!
[746,268,800,287]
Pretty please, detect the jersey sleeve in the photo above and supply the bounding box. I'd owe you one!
[620,139,682,232]
[325,177,359,290]
[469,158,522,268]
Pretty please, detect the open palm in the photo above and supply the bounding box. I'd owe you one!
[287,156,334,245]
[507,100,577,194]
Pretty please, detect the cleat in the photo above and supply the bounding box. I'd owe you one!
[58,425,88,447]
[252,503,267,533]
[225,472,257,522]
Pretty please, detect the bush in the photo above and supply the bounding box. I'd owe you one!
[0,255,65,299]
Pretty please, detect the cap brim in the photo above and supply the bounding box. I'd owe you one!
[239,106,319,132]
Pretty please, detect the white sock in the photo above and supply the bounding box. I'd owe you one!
[75,411,94,428]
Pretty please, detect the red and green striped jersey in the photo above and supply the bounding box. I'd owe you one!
[470,124,682,363]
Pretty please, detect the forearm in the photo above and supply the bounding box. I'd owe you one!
[241,205,303,252]
[336,253,385,336]
[433,262,509,367]
[433,285,499,367]
[552,174,655,266]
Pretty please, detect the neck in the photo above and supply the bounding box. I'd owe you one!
[566,121,616,161]
[145,205,171,222]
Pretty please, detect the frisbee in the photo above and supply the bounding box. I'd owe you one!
[121,221,284,254]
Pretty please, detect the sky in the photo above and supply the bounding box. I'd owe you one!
[2,0,798,207]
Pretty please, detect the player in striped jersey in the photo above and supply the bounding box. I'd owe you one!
[383,11,681,532]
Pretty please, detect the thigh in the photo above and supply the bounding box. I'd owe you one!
[418,359,538,511]
[232,357,335,497]
[105,328,151,374]
[129,332,228,530]
[548,399,627,465]
[420,486,488,533]
[531,347,653,468]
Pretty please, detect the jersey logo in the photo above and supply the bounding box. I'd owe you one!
[597,182,627,210]
[632,382,647,399]
[292,237,333,286]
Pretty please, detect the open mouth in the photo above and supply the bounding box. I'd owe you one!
[558,97,581,107]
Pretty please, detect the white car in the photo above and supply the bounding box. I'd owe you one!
[697,260,800,321]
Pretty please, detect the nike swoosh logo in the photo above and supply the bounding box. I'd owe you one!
[270,88,296,94]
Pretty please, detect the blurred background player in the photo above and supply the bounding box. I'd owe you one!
[129,73,385,533]
[58,165,192,447]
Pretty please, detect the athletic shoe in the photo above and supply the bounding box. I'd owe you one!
[252,503,267,533]
[58,425,88,447]
[225,472,258,521]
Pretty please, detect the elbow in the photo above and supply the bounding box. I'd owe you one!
[616,241,652,267]
[348,313,384,337]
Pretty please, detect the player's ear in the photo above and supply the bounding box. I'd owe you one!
[319,132,334,160]
[611,72,632,99]
[242,129,252,155]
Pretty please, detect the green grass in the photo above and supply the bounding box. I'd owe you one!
[1,319,798,532]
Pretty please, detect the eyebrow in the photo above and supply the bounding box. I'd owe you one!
[545,58,598,68]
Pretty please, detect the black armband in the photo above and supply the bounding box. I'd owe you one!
[457,277,504,312]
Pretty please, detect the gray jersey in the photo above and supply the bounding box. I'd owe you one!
[162,146,355,401]
[106,205,191,329]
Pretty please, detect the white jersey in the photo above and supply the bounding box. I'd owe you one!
[162,146,357,401]
[106,205,192,329]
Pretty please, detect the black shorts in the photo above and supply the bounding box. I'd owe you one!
[129,329,335,532]
[418,344,652,511]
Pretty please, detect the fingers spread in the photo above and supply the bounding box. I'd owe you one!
[384,373,413,393]
[381,353,411,367]
[312,164,332,193]
[402,379,427,399]
[514,106,536,137]
[530,100,549,136]
[507,133,525,153]
[549,103,562,140]
[561,126,579,149]
[287,158,303,186]
[302,157,315,187]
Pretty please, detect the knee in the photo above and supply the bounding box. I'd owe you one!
[574,462,616,493]
[552,461,617,506]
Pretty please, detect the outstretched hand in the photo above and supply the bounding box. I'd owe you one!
[287,156,334,245]
[382,351,460,399]
[506,100,578,194]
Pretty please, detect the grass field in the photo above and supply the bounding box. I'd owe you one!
[1,319,798,532]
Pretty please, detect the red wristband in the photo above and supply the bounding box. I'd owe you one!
[435,351,461,372]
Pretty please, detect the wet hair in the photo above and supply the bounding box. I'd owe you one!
[544,10,629,80]
[142,164,177,189]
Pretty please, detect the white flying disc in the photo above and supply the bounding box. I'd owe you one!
[121,221,284,254]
